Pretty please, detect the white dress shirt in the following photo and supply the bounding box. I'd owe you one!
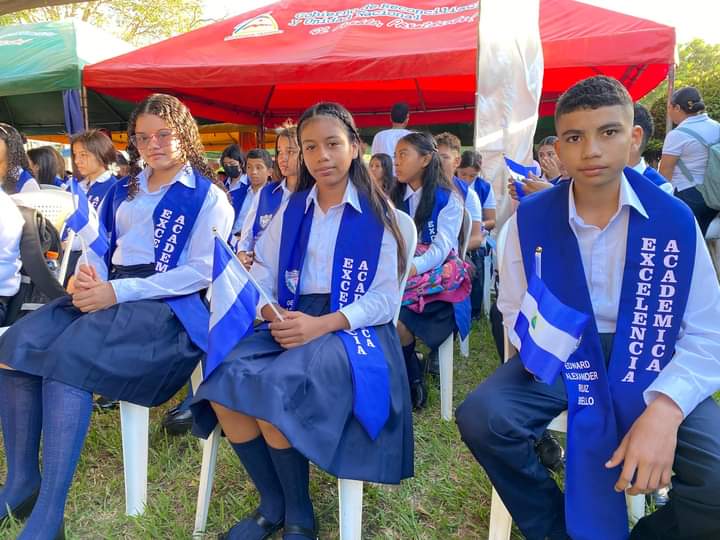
[13,168,40,193]
[251,180,400,330]
[0,190,23,297]
[70,170,116,251]
[403,184,463,274]
[237,179,292,252]
[631,157,674,195]
[228,175,259,236]
[662,113,720,191]
[86,166,234,304]
[464,184,483,223]
[499,173,720,418]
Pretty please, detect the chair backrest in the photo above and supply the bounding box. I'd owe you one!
[495,220,510,274]
[394,208,418,325]
[11,190,74,234]
[459,208,472,259]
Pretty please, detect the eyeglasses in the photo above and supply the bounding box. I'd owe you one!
[130,129,175,149]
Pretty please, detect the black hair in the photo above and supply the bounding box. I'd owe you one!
[390,132,454,234]
[633,103,654,153]
[274,123,298,181]
[0,122,31,194]
[220,144,246,172]
[555,76,632,123]
[391,102,410,124]
[27,146,63,186]
[370,152,395,195]
[297,102,405,276]
[246,148,274,170]
[116,151,129,166]
[537,135,558,148]
[70,129,117,180]
[459,149,482,171]
[671,86,705,114]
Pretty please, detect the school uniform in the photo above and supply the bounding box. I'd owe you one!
[631,158,674,195]
[236,179,292,253]
[471,176,496,211]
[15,168,40,193]
[0,190,23,324]
[226,174,255,236]
[0,166,234,406]
[456,169,720,540]
[191,179,414,484]
[398,184,464,348]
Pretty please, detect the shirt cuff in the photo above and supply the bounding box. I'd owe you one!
[413,255,432,276]
[643,377,698,419]
[110,278,142,304]
[339,303,366,331]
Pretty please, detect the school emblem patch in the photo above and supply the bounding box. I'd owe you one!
[259,213,273,229]
[225,13,283,41]
[285,269,299,295]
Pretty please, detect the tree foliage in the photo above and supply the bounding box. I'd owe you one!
[641,39,720,145]
[0,0,205,46]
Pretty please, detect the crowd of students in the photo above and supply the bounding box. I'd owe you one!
[0,75,718,540]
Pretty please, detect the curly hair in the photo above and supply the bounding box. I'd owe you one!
[297,102,406,277]
[125,94,221,199]
[555,76,632,124]
[0,123,31,194]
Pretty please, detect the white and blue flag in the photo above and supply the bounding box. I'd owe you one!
[504,156,540,200]
[512,273,590,384]
[206,236,260,378]
[65,179,109,258]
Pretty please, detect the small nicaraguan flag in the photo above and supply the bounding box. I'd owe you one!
[206,237,260,378]
[65,178,109,258]
[504,157,540,200]
[512,273,590,384]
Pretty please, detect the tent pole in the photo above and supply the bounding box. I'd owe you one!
[473,0,482,148]
[81,85,89,130]
[665,64,675,135]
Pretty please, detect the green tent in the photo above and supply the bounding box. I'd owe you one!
[0,19,135,134]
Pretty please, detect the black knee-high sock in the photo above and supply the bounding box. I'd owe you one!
[402,341,421,384]
[268,446,315,537]
[230,436,284,523]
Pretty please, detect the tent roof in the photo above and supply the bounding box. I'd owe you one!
[0,19,132,97]
[84,0,675,127]
[0,1,92,16]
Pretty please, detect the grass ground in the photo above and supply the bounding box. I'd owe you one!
[0,319,516,539]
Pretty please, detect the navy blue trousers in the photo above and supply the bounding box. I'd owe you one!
[456,336,720,540]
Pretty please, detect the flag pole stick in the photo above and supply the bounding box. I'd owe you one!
[212,230,284,321]
[535,246,542,279]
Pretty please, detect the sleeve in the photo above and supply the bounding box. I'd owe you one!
[484,184,497,209]
[19,179,41,193]
[0,195,24,297]
[465,188,483,222]
[237,192,261,252]
[110,185,234,303]
[661,129,688,157]
[250,202,286,319]
[643,222,720,417]
[371,133,381,156]
[340,227,400,329]
[496,214,527,350]
[412,192,463,275]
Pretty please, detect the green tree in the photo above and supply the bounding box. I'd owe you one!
[0,0,205,46]
[641,39,720,145]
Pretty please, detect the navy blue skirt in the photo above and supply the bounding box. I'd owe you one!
[0,265,203,407]
[399,301,455,349]
[191,294,414,485]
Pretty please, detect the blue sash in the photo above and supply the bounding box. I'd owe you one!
[472,177,491,206]
[227,179,250,220]
[249,181,285,250]
[639,166,669,189]
[277,187,391,440]
[517,168,696,540]
[53,176,66,188]
[453,176,469,200]
[86,176,119,210]
[17,169,35,191]
[400,186,451,244]
[102,170,212,352]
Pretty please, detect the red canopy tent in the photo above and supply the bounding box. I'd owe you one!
[83,0,675,128]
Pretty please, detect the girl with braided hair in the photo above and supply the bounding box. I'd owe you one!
[191,102,414,540]
[0,123,39,193]
[0,94,233,539]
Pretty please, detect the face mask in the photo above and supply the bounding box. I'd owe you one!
[224,164,241,179]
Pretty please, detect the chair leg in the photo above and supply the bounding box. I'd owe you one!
[338,478,363,540]
[460,333,470,358]
[438,335,454,421]
[120,401,149,516]
[488,487,513,540]
[193,424,222,536]
[483,254,492,317]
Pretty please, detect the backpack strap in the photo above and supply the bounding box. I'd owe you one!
[676,126,710,147]
[674,125,720,186]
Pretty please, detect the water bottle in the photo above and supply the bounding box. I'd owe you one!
[46,250,60,280]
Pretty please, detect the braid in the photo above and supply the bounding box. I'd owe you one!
[0,123,31,194]
[125,94,225,200]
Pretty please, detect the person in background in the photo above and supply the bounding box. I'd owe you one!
[0,189,24,325]
[371,102,412,171]
[660,86,720,235]
[456,150,497,231]
[115,151,130,179]
[0,123,39,194]
[536,136,566,181]
[369,152,396,196]
[27,147,66,188]
[631,103,674,195]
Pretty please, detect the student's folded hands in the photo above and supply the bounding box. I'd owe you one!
[605,393,683,495]
[269,311,349,349]
[71,264,117,313]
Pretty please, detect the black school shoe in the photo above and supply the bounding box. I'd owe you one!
[410,379,428,410]
[535,431,565,472]
[0,486,39,524]
[217,510,284,540]
[161,406,194,436]
[93,396,119,411]
[283,521,319,539]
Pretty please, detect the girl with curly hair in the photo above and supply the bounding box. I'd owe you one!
[0,123,39,193]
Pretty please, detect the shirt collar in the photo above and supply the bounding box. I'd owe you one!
[568,172,648,229]
[680,113,709,126]
[305,179,362,213]
[137,164,195,193]
[630,157,648,175]
[404,184,422,201]
[227,173,248,191]
[83,170,114,186]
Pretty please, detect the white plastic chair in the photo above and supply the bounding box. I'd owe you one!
[487,224,645,539]
[706,216,720,278]
[191,209,418,538]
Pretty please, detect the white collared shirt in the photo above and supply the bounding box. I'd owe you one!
[662,113,720,191]
[0,190,23,297]
[403,184,463,274]
[237,179,292,252]
[499,173,720,417]
[91,166,234,304]
[631,158,674,195]
[251,179,400,330]
[69,170,116,251]
[465,184,483,223]
[14,167,40,193]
